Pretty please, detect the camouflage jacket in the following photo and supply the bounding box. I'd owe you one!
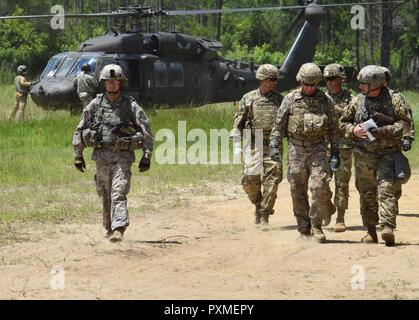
[73,73,99,96]
[232,89,283,142]
[339,87,412,152]
[270,88,339,153]
[328,89,353,149]
[72,94,153,160]
[14,75,31,94]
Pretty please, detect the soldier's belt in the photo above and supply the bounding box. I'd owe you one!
[288,137,325,147]
[98,139,143,152]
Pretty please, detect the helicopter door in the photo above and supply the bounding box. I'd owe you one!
[124,60,140,98]
[138,62,154,105]
[152,61,185,105]
[168,62,185,105]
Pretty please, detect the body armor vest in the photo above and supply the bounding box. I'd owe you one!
[82,94,143,151]
[251,94,279,132]
[287,90,330,141]
[93,95,134,144]
[354,88,395,124]
[354,88,398,152]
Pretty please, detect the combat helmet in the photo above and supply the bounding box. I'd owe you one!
[99,64,127,82]
[357,65,386,90]
[256,64,279,80]
[323,63,346,80]
[296,63,322,84]
[17,65,27,75]
[380,66,392,84]
[81,63,91,73]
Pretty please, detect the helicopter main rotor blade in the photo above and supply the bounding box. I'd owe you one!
[0,1,406,21]
[165,1,406,16]
[0,11,140,20]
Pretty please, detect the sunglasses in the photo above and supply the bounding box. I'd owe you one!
[268,78,278,82]
[325,76,338,81]
[302,83,316,87]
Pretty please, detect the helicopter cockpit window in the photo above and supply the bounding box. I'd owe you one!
[68,57,98,77]
[55,56,77,77]
[169,63,184,88]
[41,58,64,78]
[154,62,168,88]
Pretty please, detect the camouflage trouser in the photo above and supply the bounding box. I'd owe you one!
[333,148,353,210]
[242,151,282,216]
[78,93,94,108]
[353,147,401,229]
[94,152,133,232]
[288,141,334,233]
[9,92,28,121]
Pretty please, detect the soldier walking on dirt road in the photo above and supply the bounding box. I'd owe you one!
[323,63,353,233]
[339,65,412,246]
[232,64,284,231]
[270,63,340,243]
[72,64,153,243]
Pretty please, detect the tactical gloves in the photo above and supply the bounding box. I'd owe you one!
[269,147,282,163]
[269,141,282,163]
[139,154,151,172]
[402,138,413,152]
[74,157,86,173]
[372,112,394,127]
[371,127,389,139]
[330,152,341,172]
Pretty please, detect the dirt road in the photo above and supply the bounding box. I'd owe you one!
[1,175,419,300]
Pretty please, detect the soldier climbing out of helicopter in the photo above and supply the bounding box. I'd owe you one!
[74,63,99,108]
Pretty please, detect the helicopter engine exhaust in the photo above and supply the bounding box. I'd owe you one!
[146,33,200,57]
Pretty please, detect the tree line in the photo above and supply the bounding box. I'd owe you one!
[0,0,417,88]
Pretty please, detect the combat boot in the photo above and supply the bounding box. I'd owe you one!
[361,226,378,244]
[109,228,124,243]
[323,202,336,227]
[334,209,346,233]
[299,230,312,241]
[311,226,326,243]
[381,225,395,247]
[260,214,269,231]
[254,204,262,225]
[322,215,331,227]
[103,229,112,239]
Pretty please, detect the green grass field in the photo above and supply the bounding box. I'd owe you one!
[0,84,418,226]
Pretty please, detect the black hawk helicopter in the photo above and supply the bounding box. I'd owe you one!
[0,1,404,112]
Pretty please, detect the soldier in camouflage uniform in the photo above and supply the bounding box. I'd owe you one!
[9,65,32,121]
[270,63,340,242]
[72,64,153,243]
[232,64,284,230]
[340,65,413,246]
[323,64,353,233]
[380,66,415,152]
[74,63,99,108]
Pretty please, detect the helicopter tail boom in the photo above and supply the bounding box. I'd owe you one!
[278,3,325,91]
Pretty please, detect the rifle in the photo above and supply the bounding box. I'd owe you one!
[111,122,137,138]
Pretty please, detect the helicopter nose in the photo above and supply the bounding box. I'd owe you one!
[30,79,80,110]
[30,83,47,106]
